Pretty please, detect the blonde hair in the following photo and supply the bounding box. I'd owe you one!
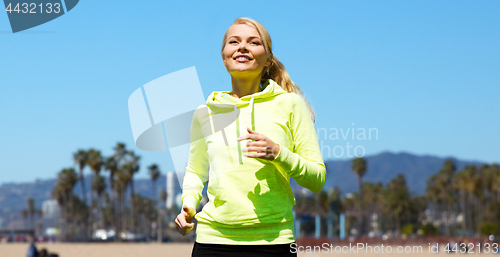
[221,17,317,123]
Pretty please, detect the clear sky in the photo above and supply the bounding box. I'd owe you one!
[1,0,499,184]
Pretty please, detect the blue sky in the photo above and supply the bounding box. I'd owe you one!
[1,0,499,184]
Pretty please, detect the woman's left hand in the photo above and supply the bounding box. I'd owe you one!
[237,127,280,161]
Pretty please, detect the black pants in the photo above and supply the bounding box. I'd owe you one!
[192,242,297,257]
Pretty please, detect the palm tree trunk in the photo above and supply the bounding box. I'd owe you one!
[461,192,467,231]
[130,180,136,233]
[396,214,401,235]
[157,209,162,243]
[467,195,471,233]
[122,190,127,232]
[90,181,96,236]
[445,203,451,236]
[357,176,364,236]
[30,213,34,232]
[60,204,65,242]
[115,190,122,242]
[152,181,156,239]
[474,195,480,234]
[97,195,102,229]
[78,170,89,240]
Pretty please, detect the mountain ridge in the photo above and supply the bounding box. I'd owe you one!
[290,151,485,195]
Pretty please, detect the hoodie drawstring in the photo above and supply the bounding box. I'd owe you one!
[235,105,243,164]
[249,95,255,131]
[236,95,255,165]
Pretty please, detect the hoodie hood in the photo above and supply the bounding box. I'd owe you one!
[206,79,287,108]
[205,79,287,165]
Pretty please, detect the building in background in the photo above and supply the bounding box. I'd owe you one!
[41,200,60,219]
[41,199,60,229]
[166,172,181,210]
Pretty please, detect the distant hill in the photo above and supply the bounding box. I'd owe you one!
[291,151,484,195]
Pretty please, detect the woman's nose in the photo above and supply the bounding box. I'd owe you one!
[238,42,249,52]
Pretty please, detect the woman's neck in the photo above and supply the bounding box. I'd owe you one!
[230,76,262,99]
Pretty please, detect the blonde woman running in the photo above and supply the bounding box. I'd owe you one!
[175,17,326,257]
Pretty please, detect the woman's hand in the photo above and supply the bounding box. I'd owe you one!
[175,205,196,236]
[237,127,280,161]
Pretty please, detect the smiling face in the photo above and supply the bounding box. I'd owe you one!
[222,24,272,79]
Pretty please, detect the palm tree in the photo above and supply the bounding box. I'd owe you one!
[491,164,500,202]
[27,198,35,231]
[125,151,141,199]
[425,160,457,237]
[104,156,118,202]
[160,190,167,209]
[454,168,469,231]
[107,143,128,193]
[425,173,445,233]
[52,184,66,239]
[92,175,106,229]
[328,187,343,215]
[124,151,140,232]
[352,157,367,235]
[455,165,482,233]
[158,189,168,243]
[148,164,161,239]
[113,143,128,165]
[478,164,500,229]
[105,142,127,237]
[115,167,131,235]
[341,193,358,235]
[439,160,457,235]
[363,181,384,234]
[73,149,89,239]
[36,209,43,235]
[87,148,103,233]
[87,149,104,178]
[148,164,161,206]
[384,174,410,235]
[53,167,78,240]
[22,209,28,228]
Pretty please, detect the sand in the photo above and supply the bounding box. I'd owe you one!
[0,242,492,256]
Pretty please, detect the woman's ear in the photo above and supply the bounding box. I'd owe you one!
[265,54,273,66]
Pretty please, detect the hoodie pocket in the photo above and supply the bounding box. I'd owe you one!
[211,164,293,225]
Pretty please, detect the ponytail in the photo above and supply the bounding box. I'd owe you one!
[261,56,317,123]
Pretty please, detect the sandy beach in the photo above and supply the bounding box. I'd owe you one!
[1,242,493,257]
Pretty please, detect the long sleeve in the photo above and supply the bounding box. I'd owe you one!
[181,107,209,209]
[271,93,326,193]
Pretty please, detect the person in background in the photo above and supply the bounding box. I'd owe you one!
[26,234,38,257]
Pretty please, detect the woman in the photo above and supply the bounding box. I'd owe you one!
[175,17,326,257]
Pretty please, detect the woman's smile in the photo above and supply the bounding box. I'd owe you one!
[234,54,253,62]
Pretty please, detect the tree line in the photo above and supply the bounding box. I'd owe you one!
[25,150,499,240]
[294,158,500,238]
[47,142,167,241]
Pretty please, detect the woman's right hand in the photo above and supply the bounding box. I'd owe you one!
[175,205,196,236]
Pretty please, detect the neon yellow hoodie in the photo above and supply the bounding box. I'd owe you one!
[181,79,326,245]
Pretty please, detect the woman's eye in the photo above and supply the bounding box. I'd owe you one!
[251,41,261,45]
[229,40,238,44]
